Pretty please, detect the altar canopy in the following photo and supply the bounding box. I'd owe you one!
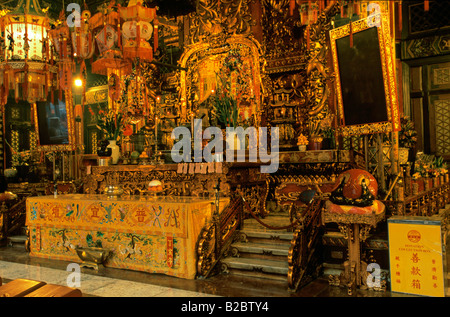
[26,194,229,279]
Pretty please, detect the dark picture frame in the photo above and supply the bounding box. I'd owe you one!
[330,13,401,136]
[33,90,76,151]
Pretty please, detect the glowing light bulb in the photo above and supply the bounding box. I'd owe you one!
[74,78,83,87]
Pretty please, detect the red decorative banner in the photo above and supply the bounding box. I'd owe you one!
[166,236,174,268]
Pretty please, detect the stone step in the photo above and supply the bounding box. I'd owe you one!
[243,215,292,229]
[240,228,294,245]
[222,267,288,283]
[231,241,290,257]
[221,213,295,282]
[221,257,289,278]
[7,235,27,248]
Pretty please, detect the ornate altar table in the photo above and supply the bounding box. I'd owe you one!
[26,194,229,279]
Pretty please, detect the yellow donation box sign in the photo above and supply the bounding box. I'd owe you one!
[388,216,447,297]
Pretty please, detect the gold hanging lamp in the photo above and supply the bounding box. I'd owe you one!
[0,0,57,105]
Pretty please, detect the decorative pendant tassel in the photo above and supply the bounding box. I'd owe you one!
[349,20,353,47]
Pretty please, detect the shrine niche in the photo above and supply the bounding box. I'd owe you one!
[179,35,264,128]
[179,0,264,128]
[260,0,340,150]
[330,13,401,136]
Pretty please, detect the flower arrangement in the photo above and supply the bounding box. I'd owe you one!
[297,133,309,146]
[399,116,418,149]
[89,105,124,141]
[412,153,448,179]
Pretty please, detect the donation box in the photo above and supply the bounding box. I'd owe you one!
[388,216,448,297]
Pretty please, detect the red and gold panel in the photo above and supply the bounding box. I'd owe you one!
[26,194,229,279]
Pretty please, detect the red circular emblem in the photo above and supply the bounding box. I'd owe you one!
[407,230,421,243]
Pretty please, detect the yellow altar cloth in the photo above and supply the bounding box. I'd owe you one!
[26,194,229,279]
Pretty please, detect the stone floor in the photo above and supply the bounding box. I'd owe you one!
[0,246,427,298]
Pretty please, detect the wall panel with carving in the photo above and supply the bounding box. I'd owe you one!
[259,0,339,149]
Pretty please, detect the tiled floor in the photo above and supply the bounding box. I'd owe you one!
[0,246,420,298]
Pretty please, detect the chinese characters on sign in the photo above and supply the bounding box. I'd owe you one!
[388,217,446,297]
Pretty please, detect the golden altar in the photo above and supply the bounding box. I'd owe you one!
[26,194,229,279]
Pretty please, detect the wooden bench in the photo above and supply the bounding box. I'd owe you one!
[24,284,82,297]
[0,278,82,297]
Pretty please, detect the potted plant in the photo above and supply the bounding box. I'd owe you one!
[211,71,240,151]
[91,105,125,164]
[213,95,239,130]
[307,120,323,150]
[398,116,418,164]
[322,127,335,150]
[213,95,240,151]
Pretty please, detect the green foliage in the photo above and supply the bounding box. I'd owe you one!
[86,233,103,248]
[213,95,238,128]
[399,116,418,148]
[413,153,448,179]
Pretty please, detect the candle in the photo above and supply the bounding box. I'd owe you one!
[155,116,158,142]
[155,116,158,162]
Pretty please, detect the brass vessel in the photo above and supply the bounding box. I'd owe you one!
[76,247,111,270]
[104,185,124,198]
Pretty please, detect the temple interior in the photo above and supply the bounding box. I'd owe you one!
[0,0,449,300]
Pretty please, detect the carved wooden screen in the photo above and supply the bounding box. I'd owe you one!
[430,96,450,159]
[429,62,450,160]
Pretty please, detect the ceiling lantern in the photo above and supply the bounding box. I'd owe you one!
[119,0,157,62]
[47,10,74,101]
[71,9,95,60]
[89,8,130,76]
[71,8,94,105]
[0,0,57,104]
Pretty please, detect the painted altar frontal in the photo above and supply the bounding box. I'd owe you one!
[26,194,229,279]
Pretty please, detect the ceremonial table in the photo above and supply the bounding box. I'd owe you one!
[26,194,229,279]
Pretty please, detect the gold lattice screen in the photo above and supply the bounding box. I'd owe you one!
[429,62,450,159]
[433,98,450,157]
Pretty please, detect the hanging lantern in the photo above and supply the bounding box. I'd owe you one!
[119,0,157,62]
[0,0,57,104]
[121,20,153,60]
[68,8,93,108]
[71,9,95,60]
[48,10,73,101]
[90,10,130,76]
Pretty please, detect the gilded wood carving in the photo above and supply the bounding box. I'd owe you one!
[179,0,264,127]
[330,13,400,136]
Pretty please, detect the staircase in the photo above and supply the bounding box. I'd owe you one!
[220,212,294,283]
[6,226,27,250]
